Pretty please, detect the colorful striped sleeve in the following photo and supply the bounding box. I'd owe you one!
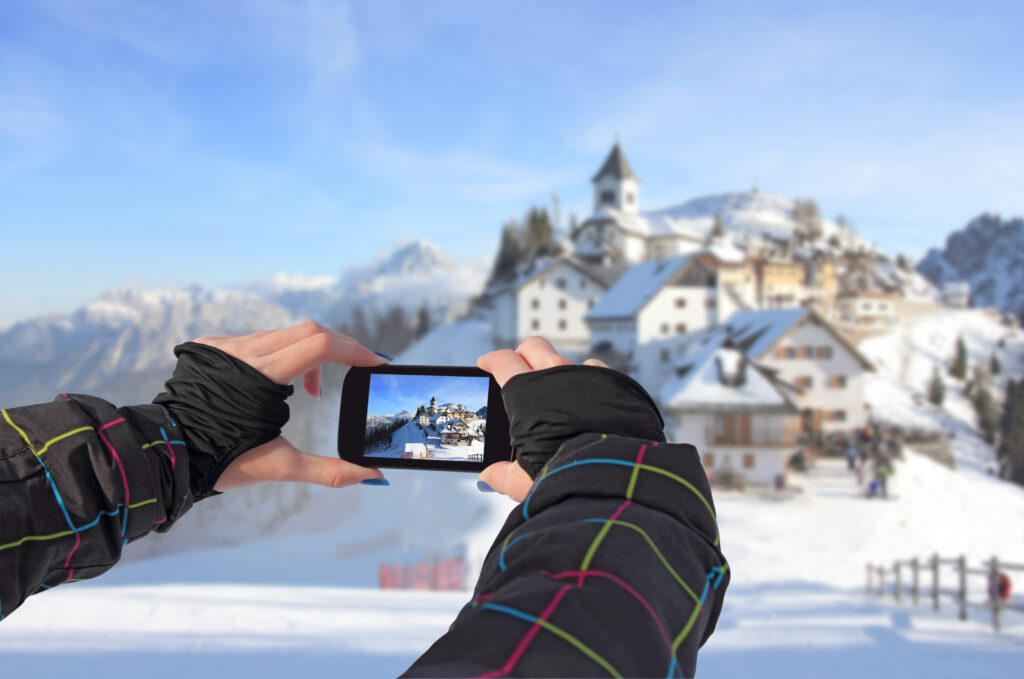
[0,394,192,620]
[404,433,729,678]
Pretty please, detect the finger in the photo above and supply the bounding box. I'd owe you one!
[515,336,574,371]
[232,321,358,358]
[477,348,531,388]
[302,363,323,399]
[259,331,385,385]
[479,460,535,502]
[193,333,241,344]
[582,358,609,368]
[214,437,383,491]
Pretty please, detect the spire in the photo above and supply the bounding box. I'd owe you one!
[591,142,637,183]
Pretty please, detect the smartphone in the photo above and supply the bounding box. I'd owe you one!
[338,365,511,472]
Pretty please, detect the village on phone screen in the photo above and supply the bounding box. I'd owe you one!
[364,374,488,462]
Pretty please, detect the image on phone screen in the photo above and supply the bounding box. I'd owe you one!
[364,373,490,463]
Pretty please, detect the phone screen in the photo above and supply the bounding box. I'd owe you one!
[364,373,490,463]
[339,365,511,472]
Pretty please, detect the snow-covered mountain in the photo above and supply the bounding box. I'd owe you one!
[233,238,490,328]
[0,286,298,406]
[917,213,1024,317]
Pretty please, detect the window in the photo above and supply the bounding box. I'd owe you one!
[742,453,755,469]
[555,278,566,290]
[531,299,540,310]
[815,346,833,359]
[706,298,715,309]
[558,319,567,331]
[601,190,615,205]
[660,349,670,363]
[785,347,797,359]
[531,319,540,330]
[588,299,595,309]
[834,410,846,422]
[661,323,669,334]
[558,299,567,310]
[675,323,687,333]
[704,452,715,467]
[626,192,634,205]
[795,376,813,389]
[776,348,788,359]
[829,375,847,389]
[675,298,687,308]
[802,346,814,358]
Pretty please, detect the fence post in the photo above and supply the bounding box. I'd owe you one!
[879,565,886,598]
[932,553,940,611]
[912,557,920,606]
[990,556,1002,633]
[895,561,902,603]
[958,554,967,621]
[866,563,873,595]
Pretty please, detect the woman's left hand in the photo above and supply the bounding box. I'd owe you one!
[194,322,388,491]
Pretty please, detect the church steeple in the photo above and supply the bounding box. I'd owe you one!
[592,142,640,215]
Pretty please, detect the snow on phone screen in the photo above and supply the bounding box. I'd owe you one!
[364,373,489,463]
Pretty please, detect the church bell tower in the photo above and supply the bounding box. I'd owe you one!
[592,142,640,215]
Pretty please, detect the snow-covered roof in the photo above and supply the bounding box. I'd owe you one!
[688,307,874,370]
[483,256,615,297]
[659,346,796,411]
[585,254,694,320]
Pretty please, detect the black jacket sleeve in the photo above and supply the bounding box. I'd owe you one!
[405,367,729,678]
[0,395,192,620]
[0,342,293,621]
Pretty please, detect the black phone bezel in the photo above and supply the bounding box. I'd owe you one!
[338,364,511,473]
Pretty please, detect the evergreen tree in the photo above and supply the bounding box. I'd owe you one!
[950,336,968,379]
[792,198,823,242]
[974,384,1000,445]
[524,207,553,257]
[710,212,725,239]
[991,352,1002,375]
[927,366,945,407]
[349,305,371,345]
[414,303,432,340]
[488,220,525,285]
[998,379,1024,484]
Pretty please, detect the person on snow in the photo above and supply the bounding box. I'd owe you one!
[0,322,728,678]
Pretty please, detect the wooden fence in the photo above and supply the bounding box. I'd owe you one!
[866,554,1024,632]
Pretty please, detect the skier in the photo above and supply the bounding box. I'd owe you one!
[0,322,728,678]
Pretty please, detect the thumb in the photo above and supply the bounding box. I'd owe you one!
[215,436,384,491]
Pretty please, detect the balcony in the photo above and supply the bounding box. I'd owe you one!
[706,429,799,447]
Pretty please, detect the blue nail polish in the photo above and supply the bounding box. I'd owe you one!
[477,481,495,493]
[360,478,390,486]
[374,351,394,362]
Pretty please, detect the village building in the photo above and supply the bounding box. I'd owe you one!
[836,290,900,328]
[702,308,874,434]
[483,256,618,352]
[585,250,759,390]
[659,344,801,486]
[942,281,970,309]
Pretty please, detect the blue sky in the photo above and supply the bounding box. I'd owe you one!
[367,374,489,418]
[2,1,1022,325]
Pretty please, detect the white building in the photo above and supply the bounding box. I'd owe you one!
[704,308,875,434]
[660,345,801,487]
[571,144,708,266]
[483,256,615,352]
[942,281,970,309]
[836,290,899,328]
[585,252,756,392]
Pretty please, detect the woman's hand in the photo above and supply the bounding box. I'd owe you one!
[476,336,607,502]
[194,321,389,492]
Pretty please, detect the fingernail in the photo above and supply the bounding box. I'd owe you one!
[374,351,394,362]
[317,386,322,401]
[477,481,495,493]
[360,478,390,486]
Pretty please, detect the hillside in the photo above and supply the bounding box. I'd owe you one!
[918,213,1024,318]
